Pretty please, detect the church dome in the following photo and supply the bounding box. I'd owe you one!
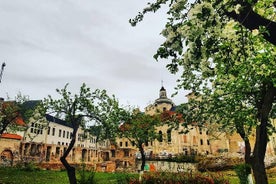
[154,86,174,106]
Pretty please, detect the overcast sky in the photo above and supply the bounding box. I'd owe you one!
[0,0,189,110]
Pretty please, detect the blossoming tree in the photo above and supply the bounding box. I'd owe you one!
[131,1,275,183]
[43,83,124,184]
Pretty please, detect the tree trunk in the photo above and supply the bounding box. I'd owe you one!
[251,120,268,184]
[237,128,252,183]
[61,164,77,184]
[139,144,146,171]
[251,85,276,184]
[244,139,251,165]
[236,125,251,164]
[60,123,79,184]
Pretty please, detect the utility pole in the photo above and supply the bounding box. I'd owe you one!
[0,62,6,83]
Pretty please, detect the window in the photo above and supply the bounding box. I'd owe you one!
[125,142,128,147]
[119,142,123,147]
[207,140,210,145]
[158,131,163,142]
[145,141,149,146]
[111,150,115,157]
[124,150,129,157]
[59,129,62,137]
[63,130,65,138]
[30,123,43,135]
[167,129,172,143]
[52,128,55,136]
[200,139,203,145]
[199,128,202,134]
[55,147,60,157]
[78,134,82,141]
[67,131,69,139]
[47,127,50,135]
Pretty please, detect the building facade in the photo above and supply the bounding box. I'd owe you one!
[0,110,102,169]
[1,87,276,171]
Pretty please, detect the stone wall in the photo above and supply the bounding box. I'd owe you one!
[0,138,21,166]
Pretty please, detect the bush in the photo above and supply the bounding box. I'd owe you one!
[130,172,229,184]
[115,173,135,184]
[77,163,95,184]
[15,160,40,172]
[198,157,243,172]
[234,164,251,184]
[205,172,230,184]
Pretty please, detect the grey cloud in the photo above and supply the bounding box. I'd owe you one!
[0,0,188,108]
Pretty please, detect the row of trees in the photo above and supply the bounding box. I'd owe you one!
[0,84,173,184]
[130,0,276,184]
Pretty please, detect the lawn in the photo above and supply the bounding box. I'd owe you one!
[1,167,276,184]
[0,167,137,184]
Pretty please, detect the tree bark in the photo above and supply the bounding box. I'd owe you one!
[244,139,251,165]
[251,122,268,184]
[226,2,276,46]
[236,124,252,164]
[251,84,276,184]
[60,123,79,184]
[138,143,146,171]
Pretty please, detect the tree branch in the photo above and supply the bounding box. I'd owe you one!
[226,4,276,45]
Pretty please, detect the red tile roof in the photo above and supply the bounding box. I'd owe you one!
[1,133,22,140]
[15,117,26,126]
[2,101,27,126]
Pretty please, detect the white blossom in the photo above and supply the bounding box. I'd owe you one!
[252,29,259,36]
[221,20,237,38]
[234,4,241,14]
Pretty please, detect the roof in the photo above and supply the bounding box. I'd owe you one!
[2,101,27,126]
[160,86,165,91]
[15,117,26,126]
[1,133,22,140]
[45,114,73,128]
[22,100,41,109]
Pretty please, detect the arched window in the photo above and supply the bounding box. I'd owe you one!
[158,131,163,142]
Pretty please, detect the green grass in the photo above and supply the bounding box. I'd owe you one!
[1,167,276,184]
[0,168,69,184]
[0,167,137,184]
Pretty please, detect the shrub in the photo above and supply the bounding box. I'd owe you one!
[206,172,230,184]
[115,172,136,184]
[234,164,251,184]
[15,160,40,171]
[77,163,95,184]
[130,171,230,184]
[198,157,243,172]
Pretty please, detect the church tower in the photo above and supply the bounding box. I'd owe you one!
[145,85,175,115]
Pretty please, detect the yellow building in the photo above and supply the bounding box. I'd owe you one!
[142,86,229,158]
